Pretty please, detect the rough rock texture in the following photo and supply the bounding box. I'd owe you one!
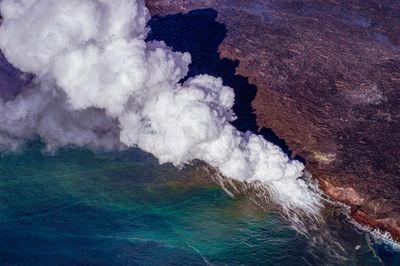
[146,0,400,240]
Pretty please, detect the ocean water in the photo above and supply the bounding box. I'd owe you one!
[0,141,398,265]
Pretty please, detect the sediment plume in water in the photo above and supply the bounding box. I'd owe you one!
[0,0,321,215]
[204,164,368,264]
[205,165,323,232]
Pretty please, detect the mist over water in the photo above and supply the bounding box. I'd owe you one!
[0,0,321,217]
[1,0,399,264]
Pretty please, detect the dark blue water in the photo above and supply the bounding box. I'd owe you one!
[0,141,398,265]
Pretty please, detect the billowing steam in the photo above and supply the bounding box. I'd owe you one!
[0,0,321,213]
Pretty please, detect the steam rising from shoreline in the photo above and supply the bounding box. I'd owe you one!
[0,0,321,213]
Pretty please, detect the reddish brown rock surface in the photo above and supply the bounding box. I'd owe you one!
[146,0,400,240]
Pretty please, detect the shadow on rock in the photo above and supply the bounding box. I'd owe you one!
[148,8,304,162]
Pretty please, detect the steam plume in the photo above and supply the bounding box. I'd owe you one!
[0,0,321,213]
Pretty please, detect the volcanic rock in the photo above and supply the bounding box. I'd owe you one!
[146,0,400,240]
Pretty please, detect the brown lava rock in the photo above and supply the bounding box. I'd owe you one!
[146,0,400,240]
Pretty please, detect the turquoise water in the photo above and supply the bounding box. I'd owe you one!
[0,141,398,265]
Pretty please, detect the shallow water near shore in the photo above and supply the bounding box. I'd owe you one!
[0,141,398,265]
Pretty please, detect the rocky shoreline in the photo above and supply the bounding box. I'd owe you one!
[146,0,400,241]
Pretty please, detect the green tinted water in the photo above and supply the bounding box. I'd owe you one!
[0,141,394,265]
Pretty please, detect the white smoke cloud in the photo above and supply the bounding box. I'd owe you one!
[0,0,321,213]
[0,86,122,151]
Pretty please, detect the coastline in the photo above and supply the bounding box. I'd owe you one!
[320,177,400,243]
[145,0,400,243]
[1,0,398,246]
